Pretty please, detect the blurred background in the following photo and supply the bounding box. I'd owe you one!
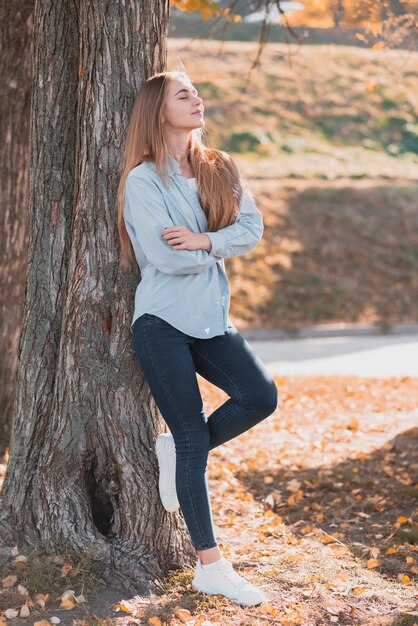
[167,0,418,334]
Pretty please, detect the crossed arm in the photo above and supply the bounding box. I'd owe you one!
[204,186,264,258]
[124,173,264,275]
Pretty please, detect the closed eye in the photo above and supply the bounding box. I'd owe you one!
[179,90,199,100]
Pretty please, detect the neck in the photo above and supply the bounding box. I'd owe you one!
[166,133,190,167]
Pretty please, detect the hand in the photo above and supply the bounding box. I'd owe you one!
[162,226,212,251]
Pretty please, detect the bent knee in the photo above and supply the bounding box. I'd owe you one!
[263,380,279,415]
[247,379,278,417]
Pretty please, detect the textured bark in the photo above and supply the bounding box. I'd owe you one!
[0,1,33,457]
[0,0,194,594]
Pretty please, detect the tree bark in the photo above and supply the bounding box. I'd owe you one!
[0,0,194,594]
[0,1,33,457]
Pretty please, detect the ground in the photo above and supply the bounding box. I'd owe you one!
[1,375,417,626]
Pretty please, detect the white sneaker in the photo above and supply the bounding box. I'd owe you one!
[192,556,266,607]
[155,433,179,512]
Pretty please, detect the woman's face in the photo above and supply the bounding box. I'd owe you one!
[161,77,204,131]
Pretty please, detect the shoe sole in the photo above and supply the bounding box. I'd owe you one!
[155,435,179,512]
[191,581,264,607]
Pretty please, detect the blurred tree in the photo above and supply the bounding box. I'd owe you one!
[171,0,417,47]
[330,0,345,27]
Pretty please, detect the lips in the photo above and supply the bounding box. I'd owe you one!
[192,109,204,116]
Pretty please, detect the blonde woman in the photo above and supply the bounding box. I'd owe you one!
[116,70,278,607]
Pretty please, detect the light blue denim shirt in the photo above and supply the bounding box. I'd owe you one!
[123,154,264,339]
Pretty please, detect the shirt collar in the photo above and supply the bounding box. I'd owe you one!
[167,154,182,177]
[144,154,182,178]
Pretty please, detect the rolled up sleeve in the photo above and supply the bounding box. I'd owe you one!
[205,187,264,259]
[124,174,218,275]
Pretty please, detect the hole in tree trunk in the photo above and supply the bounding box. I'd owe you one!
[85,464,117,537]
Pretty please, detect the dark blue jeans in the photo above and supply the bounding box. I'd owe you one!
[132,313,278,551]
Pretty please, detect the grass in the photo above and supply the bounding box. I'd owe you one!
[166,39,418,331]
[225,180,418,330]
[168,39,418,178]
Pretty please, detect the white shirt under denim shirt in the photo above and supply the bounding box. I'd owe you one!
[123,154,264,339]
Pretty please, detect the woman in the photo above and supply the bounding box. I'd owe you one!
[116,70,278,607]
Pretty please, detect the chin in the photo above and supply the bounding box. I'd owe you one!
[183,121,204,131]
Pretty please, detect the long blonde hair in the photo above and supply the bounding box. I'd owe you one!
[116,70,253,268]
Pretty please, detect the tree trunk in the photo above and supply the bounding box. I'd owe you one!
[0,0,194,594]
[329,0,344,27]
[381,0,407,21]
[0,1,33,458]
